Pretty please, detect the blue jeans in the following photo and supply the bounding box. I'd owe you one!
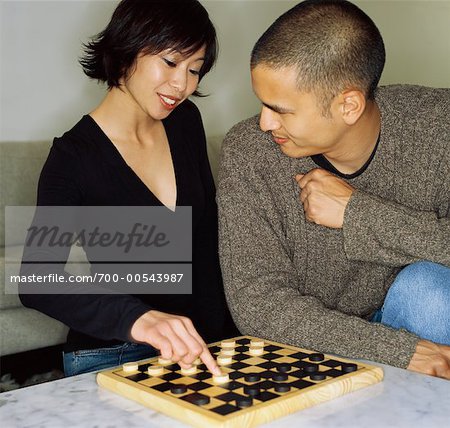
[372,261,450,345]
[63,342,158,377]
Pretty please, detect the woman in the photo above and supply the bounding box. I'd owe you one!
[20,0,238,376]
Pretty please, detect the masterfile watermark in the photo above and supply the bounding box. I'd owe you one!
[26,222,170,253]
[5,206,193,294]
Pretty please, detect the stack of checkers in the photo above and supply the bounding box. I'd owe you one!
[97,336,383,428]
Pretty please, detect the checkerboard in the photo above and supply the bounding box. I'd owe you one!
[97,336,383,427]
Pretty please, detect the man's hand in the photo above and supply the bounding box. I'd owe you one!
[295,169,354,229]
[130,310,221,376]
[408,340,450,379]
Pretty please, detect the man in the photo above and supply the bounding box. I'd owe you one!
[218,0,450,379]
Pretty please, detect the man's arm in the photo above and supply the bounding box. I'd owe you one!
[295,168,450,378]
[295,167,450,267]
[217,123,420,370]
[344,188,450,266]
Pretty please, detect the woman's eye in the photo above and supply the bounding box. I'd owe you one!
[189,69,200,76]
[163,58,176,67]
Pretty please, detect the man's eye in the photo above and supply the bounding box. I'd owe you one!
[163,58,176,67]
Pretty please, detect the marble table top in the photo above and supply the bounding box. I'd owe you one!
[1,361,449,428]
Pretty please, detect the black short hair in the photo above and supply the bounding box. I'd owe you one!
[80,0,217,96]
[251,0,385,112]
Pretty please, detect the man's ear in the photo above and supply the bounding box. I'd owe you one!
[338,90,366,125]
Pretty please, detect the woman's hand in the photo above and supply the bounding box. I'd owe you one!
[130,310,221,375]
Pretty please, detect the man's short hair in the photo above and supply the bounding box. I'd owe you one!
[79,0,217,96]
[251,0,385,111]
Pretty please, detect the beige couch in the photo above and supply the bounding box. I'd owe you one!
[0,136,222,357]
[0,141,69,356]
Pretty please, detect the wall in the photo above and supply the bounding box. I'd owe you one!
[1,0,449,143]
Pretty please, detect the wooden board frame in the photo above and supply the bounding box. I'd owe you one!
[97,336,383,427]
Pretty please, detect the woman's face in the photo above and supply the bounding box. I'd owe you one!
[120,45,206,120]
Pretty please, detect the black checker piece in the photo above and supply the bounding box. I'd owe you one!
[236,338,251,345]
[171,384,188,394]
[310,373,326,381]
[181,393,210,406]
[229,371,245,380]
[277,363,291,373]
[275,383,291,393]
[236,397,253,408]
[243,385,261,396]
[244,373,261,382]
[272,372,288,382]
[342,363,358,373]
[309,353,325,362]
[303,364,318,373]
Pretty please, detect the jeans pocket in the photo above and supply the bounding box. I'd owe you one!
[64,343,158,377]
[64,345,125,376]
[73,343,125,357]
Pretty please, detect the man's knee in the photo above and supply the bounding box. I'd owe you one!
[383,261,450,315]
[381,261,450,344]
[391,261,449,293]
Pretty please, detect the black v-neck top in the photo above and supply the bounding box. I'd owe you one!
[20,101,238,351]
[311,133,381,180]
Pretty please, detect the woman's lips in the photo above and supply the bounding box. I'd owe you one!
[159,94,181,110]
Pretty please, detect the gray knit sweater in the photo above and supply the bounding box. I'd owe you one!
[217,85,449,369]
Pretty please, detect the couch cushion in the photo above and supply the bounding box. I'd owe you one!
[0,141,52,246]
[0,246,24,309]
[0,306,68,356]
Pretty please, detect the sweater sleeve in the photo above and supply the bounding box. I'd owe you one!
[218,124,419,369]
[343,141,450,267]
[19,138,152,342]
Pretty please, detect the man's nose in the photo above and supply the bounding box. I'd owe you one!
[259,106,280,132]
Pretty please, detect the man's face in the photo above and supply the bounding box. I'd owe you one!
[251,65,345,159]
